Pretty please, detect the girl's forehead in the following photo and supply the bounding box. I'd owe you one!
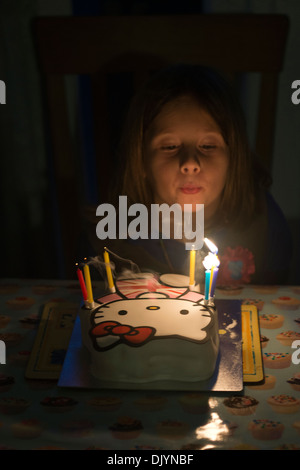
[160,95,202,113]
[148,96,222,136]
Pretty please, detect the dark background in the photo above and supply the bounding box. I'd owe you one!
[1,0,300,282]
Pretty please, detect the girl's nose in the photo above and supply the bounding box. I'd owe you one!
[180,154,200,174]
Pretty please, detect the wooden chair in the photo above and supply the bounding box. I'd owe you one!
[33,14,289,278]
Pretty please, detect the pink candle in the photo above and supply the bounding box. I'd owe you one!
[76,266,88,301]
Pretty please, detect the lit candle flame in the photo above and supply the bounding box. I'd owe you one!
[204,238,218,255]
[203,252,220,270]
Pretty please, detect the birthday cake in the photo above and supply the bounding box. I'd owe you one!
[79,273,219,385]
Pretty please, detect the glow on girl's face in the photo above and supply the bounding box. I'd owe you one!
[144,96,229,221]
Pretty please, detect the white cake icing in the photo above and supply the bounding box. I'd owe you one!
[79,274,219,385]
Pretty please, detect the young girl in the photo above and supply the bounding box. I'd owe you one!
[87,64,292,287]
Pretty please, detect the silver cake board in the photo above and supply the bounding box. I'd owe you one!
[58,299,243,392]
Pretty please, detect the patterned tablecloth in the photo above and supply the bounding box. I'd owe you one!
[0,278,300,450]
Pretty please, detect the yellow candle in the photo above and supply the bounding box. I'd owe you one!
[189,248,196,288]
[104,249,116,292]
[83,263,94,304]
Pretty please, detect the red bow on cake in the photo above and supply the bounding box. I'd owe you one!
[91,321,156,347]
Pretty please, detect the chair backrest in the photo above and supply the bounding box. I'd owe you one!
[33,14,289,278]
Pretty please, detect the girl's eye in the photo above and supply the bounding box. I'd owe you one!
[161,145,179,151]
[200,144,216,151]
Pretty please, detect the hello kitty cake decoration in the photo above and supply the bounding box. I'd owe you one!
[90,279,215,352]
[77,241,220,386]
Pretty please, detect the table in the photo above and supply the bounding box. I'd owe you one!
[0,279,300,450]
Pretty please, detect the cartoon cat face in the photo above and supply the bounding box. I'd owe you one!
[90,293,214,350]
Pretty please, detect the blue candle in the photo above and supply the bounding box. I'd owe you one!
[204,269,211,301]
[203,248,220,301]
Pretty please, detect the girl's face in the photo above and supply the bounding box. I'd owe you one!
[144,96,229,221]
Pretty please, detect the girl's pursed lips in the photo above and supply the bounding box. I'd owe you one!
[180,185,202,194]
